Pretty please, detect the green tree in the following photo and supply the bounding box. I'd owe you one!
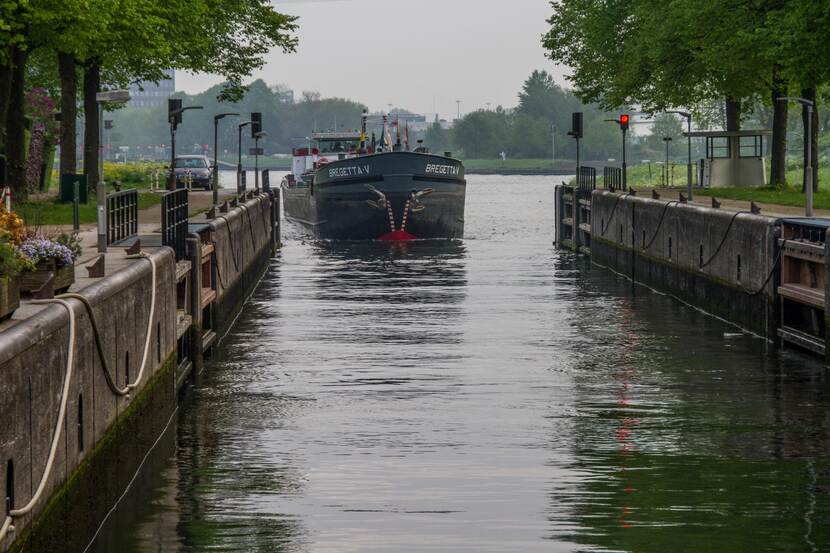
[452,109,511,159]
[543,0,800,186]
[0,0,298,197]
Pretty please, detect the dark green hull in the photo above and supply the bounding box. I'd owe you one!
[283,151,466,240]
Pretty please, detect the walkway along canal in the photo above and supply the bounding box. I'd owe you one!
[0,188,279,552]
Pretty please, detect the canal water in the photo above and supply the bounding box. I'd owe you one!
[94,175,830,552]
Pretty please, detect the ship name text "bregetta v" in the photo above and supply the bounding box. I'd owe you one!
[329,165,371,178]
[425,164,461,176]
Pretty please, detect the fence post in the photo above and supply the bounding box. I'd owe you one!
[73,181,80,231]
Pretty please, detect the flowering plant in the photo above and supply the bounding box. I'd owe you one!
[0,209,25,245]
[18,237,75,268]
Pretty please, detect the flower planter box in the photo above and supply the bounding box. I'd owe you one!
[0,276,20,321]
[20,262,75,295]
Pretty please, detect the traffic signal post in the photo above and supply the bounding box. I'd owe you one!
[606,114,630,190]
[167,99,203,190]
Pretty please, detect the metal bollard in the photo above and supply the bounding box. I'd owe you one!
[73,181,80,231]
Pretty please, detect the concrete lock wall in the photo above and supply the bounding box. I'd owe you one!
[0,192,278,552]
[210,193,274,333]
[590,191,779,337]
[0,249,178,552]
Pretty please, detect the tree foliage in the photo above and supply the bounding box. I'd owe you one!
[543,0,830,187]
[0,0,298,196]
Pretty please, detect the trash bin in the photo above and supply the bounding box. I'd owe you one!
[59,174,88,204]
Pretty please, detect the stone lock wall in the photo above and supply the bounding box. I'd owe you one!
[0,192,279,552]
[0,249,178,551]
[210,193,275,333]
[589,191,780,337]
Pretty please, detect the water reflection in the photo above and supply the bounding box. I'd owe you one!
[549,255,830,552]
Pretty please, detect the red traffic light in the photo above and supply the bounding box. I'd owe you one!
[619,114,630,130]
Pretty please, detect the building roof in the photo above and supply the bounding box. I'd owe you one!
[683,129,772,138]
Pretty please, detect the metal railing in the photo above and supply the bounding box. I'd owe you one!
[262,169,270,193]
[106,188,138,245]
[577,166,596,191]
[603,167,624,191]
[161,188,188,261]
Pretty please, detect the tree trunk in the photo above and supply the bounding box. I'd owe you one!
[770,72,788,187]
[58,51,78,177]
[725,98,741,132]
[801,86,819,193]
[0,48,13,184]
[83,60,100,191]
[5,46,28,199]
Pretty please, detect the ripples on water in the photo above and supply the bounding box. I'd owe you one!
[98,175,830,553]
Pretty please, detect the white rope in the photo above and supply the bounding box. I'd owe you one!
[0,298,77,542]
[120,253,157,393]
[57,252,157,395]
[0,252,158,543]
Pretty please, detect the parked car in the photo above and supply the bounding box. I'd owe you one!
[168,155,213,190]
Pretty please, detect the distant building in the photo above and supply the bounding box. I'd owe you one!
[128,69,175,108]
[276,89,294,104]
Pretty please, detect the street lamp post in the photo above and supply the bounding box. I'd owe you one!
[237,120,252,193]
[667,110,692,200]
[213,112,239,206]
[95,90,131,254]
[104,120,113,162]
[254,131,267,191]
[662,136,673,187]
[777,96,815,216]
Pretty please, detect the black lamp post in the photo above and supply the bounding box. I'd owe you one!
[667,110,692,200]
[662,136,673,187]
[168,105,203,190]
[213,112,239,206]
[237,120,252,193]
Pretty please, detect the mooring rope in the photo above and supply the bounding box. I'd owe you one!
[216,215,242,273]
[238,203,259,251]
[55,253,158,396]
[741,240,786,297]
[642,201,680,250]
[699,210,751,269]
[0,252,160,543]
[599,191,631,237]
[0,298,77,542]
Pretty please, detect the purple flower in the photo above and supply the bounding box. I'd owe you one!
[18,237,75,267]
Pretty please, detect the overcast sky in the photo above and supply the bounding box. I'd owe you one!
[176,0,568,120]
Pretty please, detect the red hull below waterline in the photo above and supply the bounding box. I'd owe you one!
[379,230,417,241]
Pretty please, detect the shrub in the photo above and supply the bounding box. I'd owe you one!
[0,237,32,277]
[104,161,166,187]
[0,209,26,245]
